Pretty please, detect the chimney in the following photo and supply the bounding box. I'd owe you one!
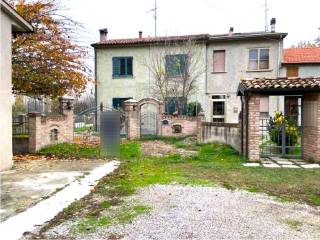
[139,31,143,39]
[270,18,276,32]
[99,28,108,41]
[229,27,234,36]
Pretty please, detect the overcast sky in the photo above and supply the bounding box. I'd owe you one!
[65,0,320,47]
[63,0,320,86]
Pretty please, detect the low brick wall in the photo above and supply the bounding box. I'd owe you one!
[199,122,241,152]
[28,97,74,153]
[160,116,199,137]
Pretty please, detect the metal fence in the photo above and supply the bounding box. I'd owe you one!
[260,118,301,158]
[12,115,29,136]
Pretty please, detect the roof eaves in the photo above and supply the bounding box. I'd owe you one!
[1,0,33,32]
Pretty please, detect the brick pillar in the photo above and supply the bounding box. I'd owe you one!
[28,112,42,153]
[124,99,140,140]
[302,93,320,162]
[197,112,205,142]
[247,94,261,161]
[58,96,74,142]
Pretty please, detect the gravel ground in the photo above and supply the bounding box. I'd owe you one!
[42,184,320,240]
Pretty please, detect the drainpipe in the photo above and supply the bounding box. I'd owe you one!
[240,95,244,155]
[94,48,98,131]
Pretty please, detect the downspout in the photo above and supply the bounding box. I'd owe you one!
[276,36,281,110]
[245,95,249,159]
[240,95,244,155]
[94,48,98,131]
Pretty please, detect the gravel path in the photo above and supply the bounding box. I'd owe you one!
[43,184,320,240]
[107,185,320,240]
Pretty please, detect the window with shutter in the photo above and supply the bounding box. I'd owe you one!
[286,66,299,77]
[112,57,133,78]
[213,50,226,72]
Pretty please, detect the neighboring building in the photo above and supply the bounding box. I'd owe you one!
[0,0,33,171]
[281,47,320,77]
[205,30,286,123]
[92,26,287,123]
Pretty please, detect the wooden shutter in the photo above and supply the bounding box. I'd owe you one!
[260,96,269,113]
[287,66,299,77]
[112,57,120,77]
[213,50,225,72]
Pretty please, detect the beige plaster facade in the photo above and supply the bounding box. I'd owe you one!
[0,0,32,171]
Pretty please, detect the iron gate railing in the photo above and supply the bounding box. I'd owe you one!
[140,111,157,136]
[260,118,301,158]
[12,115,29,136]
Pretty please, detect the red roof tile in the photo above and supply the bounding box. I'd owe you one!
[238,77,320,95]
[92,34,210,47]
[283,47,320,64]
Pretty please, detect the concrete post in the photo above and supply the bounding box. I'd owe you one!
[197,112,205,142]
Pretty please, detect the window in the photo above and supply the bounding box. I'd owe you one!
[165,97,187,115]
[260,96,269,118]
[112,57,133,77]
[165,54,188,77]
[213,50,226,72]
[287,66,299,77]
[248,48,269,70]
[112,97,132,109]
[212,95,226,123]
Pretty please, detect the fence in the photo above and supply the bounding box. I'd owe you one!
[12,115,29,136]
[199,122,241,152]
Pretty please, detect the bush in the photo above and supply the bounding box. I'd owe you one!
[187,102,202,116]
[268,111,298,146]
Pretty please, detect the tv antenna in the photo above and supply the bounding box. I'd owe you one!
[264,0,269,31]
[147,0,158,36]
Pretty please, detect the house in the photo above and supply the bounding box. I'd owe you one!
[92,22,287,124]
[281,47,320,77]
[0,0,33,171]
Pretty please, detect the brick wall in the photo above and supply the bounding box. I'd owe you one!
[28,97,74,153]
[160,116,199,137]
[247,94,261,161]
[302,93,320,162]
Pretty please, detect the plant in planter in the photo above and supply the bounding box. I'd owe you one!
[172,123,182,133]
[268,111,298,148]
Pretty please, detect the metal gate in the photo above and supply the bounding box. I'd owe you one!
[73,107,128,143]
[140,111,157,136]
[260,116,301,158]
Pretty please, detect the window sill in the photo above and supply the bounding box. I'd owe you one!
[211,71,227,74]
[112,75,134,79]
[246,69,273,72]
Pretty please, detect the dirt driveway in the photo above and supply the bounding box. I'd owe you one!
[0,158,107,222]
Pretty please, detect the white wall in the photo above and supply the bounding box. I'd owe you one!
[95,43,207,111]
[205,39,283,123]
[0,9,13,171]
[280,65,320,78]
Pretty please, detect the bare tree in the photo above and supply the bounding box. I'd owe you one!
[144,39,205,114]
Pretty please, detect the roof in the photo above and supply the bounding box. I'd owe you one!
[237,77,320,96]
[283,47,320,64]
[92,34,210,47]
[209,31,287,42]
[1,0,33,32]
[92,31,287,48]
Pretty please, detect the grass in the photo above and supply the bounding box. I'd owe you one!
[39,138,320,236]
[38,143,102,159]
[283,219,303,229]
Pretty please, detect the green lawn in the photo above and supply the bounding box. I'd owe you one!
[38,139,320,235]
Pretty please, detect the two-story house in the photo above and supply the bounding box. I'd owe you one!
[92,26,287,123]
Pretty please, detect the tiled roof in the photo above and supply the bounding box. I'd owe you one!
[283,47,320,64]
[92,34,210,47]
[91,31,287,47]
[238,77,320,95]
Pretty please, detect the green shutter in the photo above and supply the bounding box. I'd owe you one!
[112,57,120,77]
